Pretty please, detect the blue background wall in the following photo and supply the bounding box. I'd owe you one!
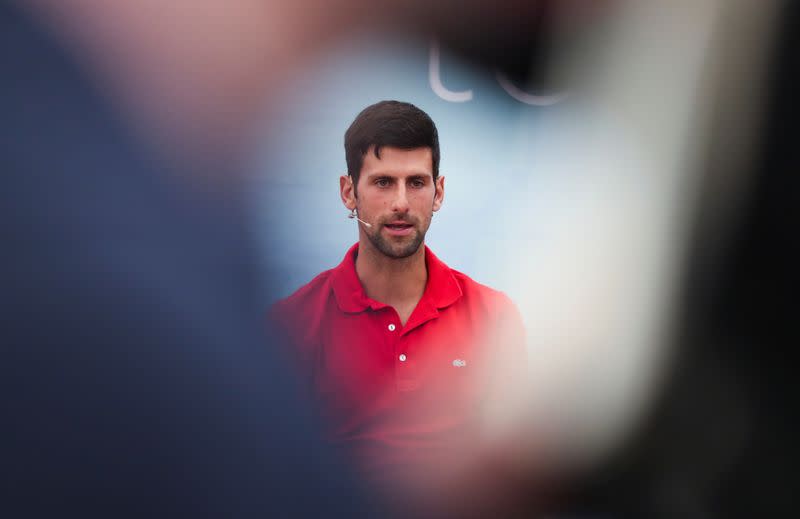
[252,33,565,318]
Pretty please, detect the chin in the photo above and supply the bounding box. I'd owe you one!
[392,241,424,259]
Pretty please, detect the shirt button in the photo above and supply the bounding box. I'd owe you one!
[399,354,407,362]
[388,324,396,331]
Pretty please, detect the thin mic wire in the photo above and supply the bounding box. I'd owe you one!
[347,212,372,227]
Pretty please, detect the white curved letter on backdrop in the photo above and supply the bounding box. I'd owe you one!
[495,72,567,106]
[429,39,473,103]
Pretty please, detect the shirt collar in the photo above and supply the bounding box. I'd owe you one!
[330,242,462,314]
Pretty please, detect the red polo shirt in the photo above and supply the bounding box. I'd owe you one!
[269,243,526,487]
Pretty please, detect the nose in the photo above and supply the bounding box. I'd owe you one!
[390,184,410,214]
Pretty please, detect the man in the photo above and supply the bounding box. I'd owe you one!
[270,101,527,500]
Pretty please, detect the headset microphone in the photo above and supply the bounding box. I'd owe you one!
[348,209,372,228]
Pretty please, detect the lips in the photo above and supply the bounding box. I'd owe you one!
[383,221,414,236]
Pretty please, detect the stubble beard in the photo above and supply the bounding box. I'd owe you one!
[365,218,428,259]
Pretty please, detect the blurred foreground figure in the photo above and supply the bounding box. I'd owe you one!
[560,1,798,517]
[0,2,371,517]
[494,1,794,517]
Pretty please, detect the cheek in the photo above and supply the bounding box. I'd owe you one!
[359,196,390,216]
[412,191,435,208]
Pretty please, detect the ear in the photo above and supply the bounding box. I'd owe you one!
[340,174,357,210]
[432,175,445,212]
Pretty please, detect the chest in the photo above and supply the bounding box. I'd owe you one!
[314,304,494,405]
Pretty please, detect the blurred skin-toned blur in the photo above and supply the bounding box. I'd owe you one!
[23,0,361,171]
[12,0,790,516]
[21,0,605,173]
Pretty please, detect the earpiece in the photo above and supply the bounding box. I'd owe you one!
[348,208,372,228]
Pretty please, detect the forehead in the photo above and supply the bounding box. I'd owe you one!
[361,146,433,178]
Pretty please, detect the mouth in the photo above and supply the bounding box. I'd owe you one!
[383,221,414,237]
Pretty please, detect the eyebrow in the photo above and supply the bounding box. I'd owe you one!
[365,172,433,180]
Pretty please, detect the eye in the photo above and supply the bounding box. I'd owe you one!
[410,178,425,188]
[375,178,391,188]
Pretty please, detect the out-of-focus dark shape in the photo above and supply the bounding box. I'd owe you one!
[421,1,612,83]
[0,3,369,517]
[546,1,798,517]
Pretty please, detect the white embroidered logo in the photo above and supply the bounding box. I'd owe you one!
[452,359,467,368]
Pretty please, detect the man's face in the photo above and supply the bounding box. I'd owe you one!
[341,146,444,259]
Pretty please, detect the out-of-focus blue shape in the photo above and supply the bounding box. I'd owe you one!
[0,4,370,517]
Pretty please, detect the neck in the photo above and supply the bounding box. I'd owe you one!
[355,237,428,314]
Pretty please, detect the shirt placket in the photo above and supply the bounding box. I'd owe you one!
[385,311,419,392]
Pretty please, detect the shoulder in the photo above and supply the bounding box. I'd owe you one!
[450,268,516,310]
[446,268,523,330]
[269,269,335,321]
[448,268,527,362]
[267,269,339,358]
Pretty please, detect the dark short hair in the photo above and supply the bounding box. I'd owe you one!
[344,100,439,187]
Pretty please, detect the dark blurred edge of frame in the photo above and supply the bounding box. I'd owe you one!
[545,1,798,517]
